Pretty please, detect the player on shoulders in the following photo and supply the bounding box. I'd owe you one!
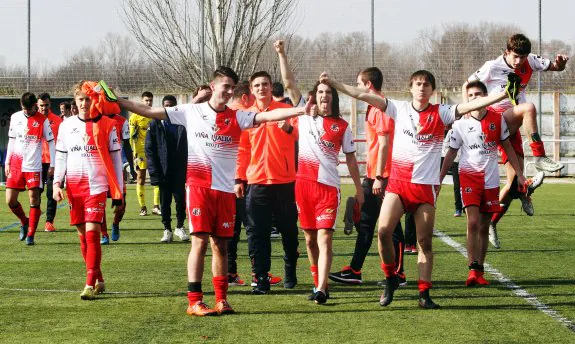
[440,81,526,286]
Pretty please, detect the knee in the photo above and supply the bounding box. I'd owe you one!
[417,236,432,253]
[467,219,480,233]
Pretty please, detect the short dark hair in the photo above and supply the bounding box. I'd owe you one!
[213,66,239,84]
[409,70,436,91]
[249,71,272,85]
[141,91,153,99]
[507,33,531,55]
[70,99,77,107]
[21,92,37,109]
[233,81,251,100]
[38,92,51,101]
[310,81,340,118]
[192,85,211,98]
[59,101,71,110]
[162,95,177,105]
[272,82,285,97]
[359,67,383,91]
[465,80,488,95]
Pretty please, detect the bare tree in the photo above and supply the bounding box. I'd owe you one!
[121,0,298,91]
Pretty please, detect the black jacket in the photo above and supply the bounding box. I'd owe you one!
[145,119,187,186]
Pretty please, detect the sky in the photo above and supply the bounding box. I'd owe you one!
[1,0,574,68]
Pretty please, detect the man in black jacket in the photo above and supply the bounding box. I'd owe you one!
[145,95,189,242]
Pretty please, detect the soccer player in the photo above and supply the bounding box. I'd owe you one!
[328,67,407,287]
[440,81,527,286]
[5,92,55,245]
[275,40,364,303]
[37,93,62,232]
[146,95,189,243]
[115,66,311,316]
[321,70,520,309]
[129,91,161,216]
[468,33,567,246]
[70,100,79,116]
[53,81,124,300]
[59,101,72,120]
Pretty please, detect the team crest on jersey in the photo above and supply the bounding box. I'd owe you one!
[479,132,487,142]
[212,123,219,132]
[224,118,231,126]
[32,121,39,128]
[426,114,433,123]
[192,208,201,216]
[330,124,339,132]
[82,133,90,144]
[465,187,472,193]
[489,123,496,131]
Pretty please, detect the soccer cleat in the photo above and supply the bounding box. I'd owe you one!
[270,227,280,239]
[328,266,362,285]
[398,272,408,287]
[403,244,411,253]
[44,222,56,232]
[214,300,235,315]
[534,156,564,173]
[418,290,440,309]
[379,274,399,307]
[111,223,120,241]
[152,206,162,216]
[404,245,417,255]
[25,235,35,246]
[174,227,190,241]
[186,301,218,316]
[19,223,29,241]
[453,209,463,217]
[519,195,534,216]
[307,287,330,301]
[228,274,246,286]
[411,246,418,254]
[476,271,490,286]
[466,269,478,287]
[527,171,545,197]
[94,281,106,295]
[505,72,521,106]
[80,286,96,300]
[100,235,110,245]
[312,290,328,305]
[343,196,360,235]
[160,229,173,243]
[251,275,271,295]
[98,80,117,102]
[139,207,148,216]
[489,223,500,249]
[250,273,283,287]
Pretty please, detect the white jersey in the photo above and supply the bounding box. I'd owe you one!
[297,115,355,188]
[165,102,256,193]
[469,54,550,110]
[385,99,456,185]
[55,116,121,197]
[450,109,510,189]
[8,111,54,172]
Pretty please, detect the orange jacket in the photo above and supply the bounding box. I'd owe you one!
[242,100,298,185]
[42,112,62,164]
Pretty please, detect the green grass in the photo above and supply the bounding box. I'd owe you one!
[1,183,575,344]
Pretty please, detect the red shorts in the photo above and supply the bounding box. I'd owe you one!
[385,178,438,213]
[459,174,501,213]
[6,170,42,190]
[295,179,340,230]
[186,185,235,238]
[499,129,524,164]
[67,192,107,225]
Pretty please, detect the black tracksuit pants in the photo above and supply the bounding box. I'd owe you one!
[159,180,186,229]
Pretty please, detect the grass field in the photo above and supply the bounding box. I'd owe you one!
[1,182,574,344]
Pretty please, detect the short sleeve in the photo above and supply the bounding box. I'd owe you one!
[469,61,492,83]
[43,118,54,142]
[528,54,551,72]
[342,123,356,154]
[295,96,306,108]
[55,124,67,152]
[109,127,121,152]
[121,119,130,140]
[449,125,463,150]
[500,115,510,141]
[236,110,257,130]
[8,117,15,138]
[439,104,456,125]
[384,99,398,120]
[165,105,189,127]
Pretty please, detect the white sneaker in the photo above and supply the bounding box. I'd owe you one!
[534,156,564,173]
[161,229,173,243]
[489,223,500,249]
[519,195,534,216]
[174,227,190,241]
[527,171,545,196]
[152,206,162,215]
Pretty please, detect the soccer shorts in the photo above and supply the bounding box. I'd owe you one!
[459,173,501,213]
[385,178,438,213]
[134,150,148,170]
[499,131,524,164]
[6,169,42,191]
[186,184,235,238]
[295,178,340,230]
[67,192,107,225]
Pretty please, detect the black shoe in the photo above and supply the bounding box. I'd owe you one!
[252,275,270,295]
[312,290,327,305]
[418,290,440,309]
[329,266,362,285]
[379,275,399,307]
[307,287,330,301]
[284,264,297,289]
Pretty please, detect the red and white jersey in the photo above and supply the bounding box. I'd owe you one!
[165,102,256,193]
[469,54,550,111]
[385,100,456,185]
[297,115,355,188]
[55,116,121,197]
[450,109,510,189]
[105,114,130,140]
[8,111,54,172]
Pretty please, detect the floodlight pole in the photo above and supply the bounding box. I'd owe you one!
[27,0,31,91]
[200,0,206,83]
[537,0,542,131]
[371,0,375,66]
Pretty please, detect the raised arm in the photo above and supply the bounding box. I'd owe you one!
[454,91,507,117]
[320,72,388,111]
[254,101,311,124]
[118,98,167,120]
[547,54,569,71]
[275,40,302,104]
